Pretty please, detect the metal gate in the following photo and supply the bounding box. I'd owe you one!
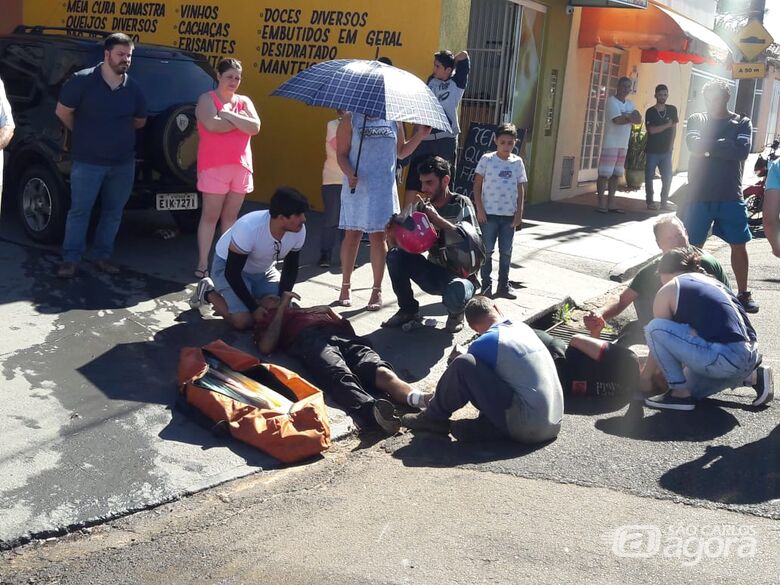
[459,0,522,132]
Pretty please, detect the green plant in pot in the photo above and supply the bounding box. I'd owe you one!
[625,123,647,189]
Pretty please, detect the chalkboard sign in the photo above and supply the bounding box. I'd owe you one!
[453,122,526,199]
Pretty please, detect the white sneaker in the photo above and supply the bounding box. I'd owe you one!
[189,277,214,309]
[752,366,774,407]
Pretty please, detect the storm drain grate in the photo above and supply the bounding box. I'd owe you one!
[545,321,618,344]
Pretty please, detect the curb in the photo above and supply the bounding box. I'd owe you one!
[609,252,661,283]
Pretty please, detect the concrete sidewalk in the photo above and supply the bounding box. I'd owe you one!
[0,175,686,549]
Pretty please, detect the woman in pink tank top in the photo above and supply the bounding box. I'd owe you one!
[194,58,261,279]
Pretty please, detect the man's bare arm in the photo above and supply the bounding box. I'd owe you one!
[55,102,75,131]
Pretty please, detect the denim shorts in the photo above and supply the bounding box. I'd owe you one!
[210,254,279,314]
[683,200,751,246]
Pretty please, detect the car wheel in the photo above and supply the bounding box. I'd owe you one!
[17,164,68,244]
[171,208,201,233]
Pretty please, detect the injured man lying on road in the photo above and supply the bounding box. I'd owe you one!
[253,291,431,435]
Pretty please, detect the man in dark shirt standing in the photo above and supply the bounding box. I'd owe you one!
[683,80,757,313]
[644,84,678,211]
[55,33,147,278]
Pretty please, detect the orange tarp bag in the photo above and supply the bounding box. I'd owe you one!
[177,339,331,463]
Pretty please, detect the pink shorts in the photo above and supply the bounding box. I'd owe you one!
[197,164,253,195]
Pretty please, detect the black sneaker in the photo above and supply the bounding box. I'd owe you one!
[400,411,450,434]
[189,277,215,309]
[372,399,400,435]
[56,261,78,279]
[479,284,493,298]
[644,391,695,411]
[445,312,464,333]
[737,291,759,313]
[381,310,421,328]
[752,365,774,407]
[494,286,517,300]
[317,253,330,268]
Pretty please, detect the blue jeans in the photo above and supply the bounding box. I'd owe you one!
[645,151,672,205]
[645,319,759,399]
[480,214,515,290]
[63,160,135,262]
[386,248,474,315]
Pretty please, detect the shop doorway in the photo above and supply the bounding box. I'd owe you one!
[578,48,623,183]
[459,0,546,161]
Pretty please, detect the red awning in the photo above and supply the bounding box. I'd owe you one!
[578,1,730,64]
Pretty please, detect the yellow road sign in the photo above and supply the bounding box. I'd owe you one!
[732,62,766,79]
[733,19,773,61]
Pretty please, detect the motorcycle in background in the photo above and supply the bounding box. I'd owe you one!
[744,139,779,226]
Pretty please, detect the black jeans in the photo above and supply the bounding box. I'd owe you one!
[289,326,391,429]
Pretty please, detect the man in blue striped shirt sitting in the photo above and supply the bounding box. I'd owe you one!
[401,296,563,444]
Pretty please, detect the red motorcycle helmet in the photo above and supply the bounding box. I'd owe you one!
[391,211,438,254]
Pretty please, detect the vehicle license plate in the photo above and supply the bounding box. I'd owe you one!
[156,192,198,211]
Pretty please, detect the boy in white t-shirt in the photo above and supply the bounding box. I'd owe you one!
[189,187,309,330]
[473,123,526,299]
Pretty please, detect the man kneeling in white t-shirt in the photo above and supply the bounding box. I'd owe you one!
[189,186,309,330]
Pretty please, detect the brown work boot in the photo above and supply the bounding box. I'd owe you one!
[95,259,120,274]
[57,262,78,279]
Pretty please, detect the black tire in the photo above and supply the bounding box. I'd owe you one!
[745,193,763,227]
[171,208,201,233]
[17,164,69,244]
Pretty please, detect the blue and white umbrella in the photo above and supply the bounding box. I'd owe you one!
[273,59,451,191]
[272,59,452,133]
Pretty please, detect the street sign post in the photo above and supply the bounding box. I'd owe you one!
[732,62,766,79]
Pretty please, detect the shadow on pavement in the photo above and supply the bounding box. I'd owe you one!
[77,312,247,405]
[363,326,453,382]
[564,395,631,416]
[387,430,549,468]
[0,242,185,313]
[659,423,780,505]
[594,400,739,442]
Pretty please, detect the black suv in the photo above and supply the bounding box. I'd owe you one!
[0,26,216,244]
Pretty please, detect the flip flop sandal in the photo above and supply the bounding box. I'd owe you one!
[594,207,609,214]
[608,208,626,214]
[194,268,210,279]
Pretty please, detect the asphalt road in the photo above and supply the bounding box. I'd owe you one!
[1,205,778,584]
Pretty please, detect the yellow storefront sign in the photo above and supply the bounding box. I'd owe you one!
[732,61,766,80]
[22,0,443,207]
